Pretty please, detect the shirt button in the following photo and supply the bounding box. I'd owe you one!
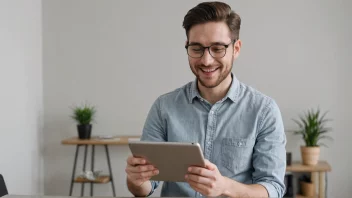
[238,142,242,146]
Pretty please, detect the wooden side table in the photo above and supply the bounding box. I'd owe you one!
[286,161,332,198]
[61,135,140,197]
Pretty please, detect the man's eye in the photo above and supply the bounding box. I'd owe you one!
[190,47,203,53]
[211,47,225,52]
[192,48,202,52]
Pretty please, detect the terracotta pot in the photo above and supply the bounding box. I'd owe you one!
[301,146,320,165]
[300,181,315,197]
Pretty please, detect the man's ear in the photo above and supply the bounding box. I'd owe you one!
[233,39,242,58]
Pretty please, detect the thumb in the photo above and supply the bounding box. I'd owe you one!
[204,159,216,171]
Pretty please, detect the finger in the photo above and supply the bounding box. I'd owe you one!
[185,174,212,186]
[126,169,159,180]
[139,169,159,178]
[188,166,214,178]
[145,169,159,177]
[127,156,147,166]
[126,165,156,173]
[187,180,208,195]
[204,159,216,171]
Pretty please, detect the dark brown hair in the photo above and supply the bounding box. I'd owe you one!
[182,1,241,41]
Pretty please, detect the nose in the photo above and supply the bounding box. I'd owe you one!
[201,48,214,66]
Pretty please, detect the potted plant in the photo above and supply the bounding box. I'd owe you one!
[71,104,96,139]
[291,108,332,165]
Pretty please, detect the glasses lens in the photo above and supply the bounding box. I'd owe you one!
[187,45,203,58]
[210,45,226,58]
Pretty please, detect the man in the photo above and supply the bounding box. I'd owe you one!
[125,1,286,197]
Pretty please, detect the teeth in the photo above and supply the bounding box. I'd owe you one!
[202,68,216,72]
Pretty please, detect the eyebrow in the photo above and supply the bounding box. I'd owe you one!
[188,41,229,46]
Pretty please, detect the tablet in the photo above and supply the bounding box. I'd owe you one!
[128,141,206,182]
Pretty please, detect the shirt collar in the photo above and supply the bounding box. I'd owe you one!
[189,73,240,103]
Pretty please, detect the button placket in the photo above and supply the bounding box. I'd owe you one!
[204,107,218,160]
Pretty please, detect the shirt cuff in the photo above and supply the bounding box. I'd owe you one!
[146,180,157,197]
[257,182,280,198]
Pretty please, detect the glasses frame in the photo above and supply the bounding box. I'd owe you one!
[185,40,236,58]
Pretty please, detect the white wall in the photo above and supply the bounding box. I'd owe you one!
[43,0,352,197]
[0,0,43,195]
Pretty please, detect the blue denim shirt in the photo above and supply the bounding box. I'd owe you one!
[141,74,286,198]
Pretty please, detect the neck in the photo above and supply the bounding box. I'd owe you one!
[197,74,232,104]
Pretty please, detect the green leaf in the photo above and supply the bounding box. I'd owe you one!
[291,107,332,147]
[317,135,334,141]
[292,119,303,128]
[70,104,96,125]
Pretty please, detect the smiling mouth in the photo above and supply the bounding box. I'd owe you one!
[200,68,219,73]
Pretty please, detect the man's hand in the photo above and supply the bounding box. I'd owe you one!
[185,159,227,197]
[125,155,159,187]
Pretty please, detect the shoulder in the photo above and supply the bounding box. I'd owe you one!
[238,82,278,110]
[156,81,193,105]
[237,82,281,126]
[149,81,193,114]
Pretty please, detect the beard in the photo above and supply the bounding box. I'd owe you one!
[190,56,234,89]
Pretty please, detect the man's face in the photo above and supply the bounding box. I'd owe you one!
[187,22,241,88]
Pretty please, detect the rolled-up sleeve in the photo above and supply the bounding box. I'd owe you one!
[252,99,286,198]
[146,180,159,197]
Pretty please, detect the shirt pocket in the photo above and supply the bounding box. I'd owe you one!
[221,138,255,173]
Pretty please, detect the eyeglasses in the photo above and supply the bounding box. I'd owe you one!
[185,40,236,58]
